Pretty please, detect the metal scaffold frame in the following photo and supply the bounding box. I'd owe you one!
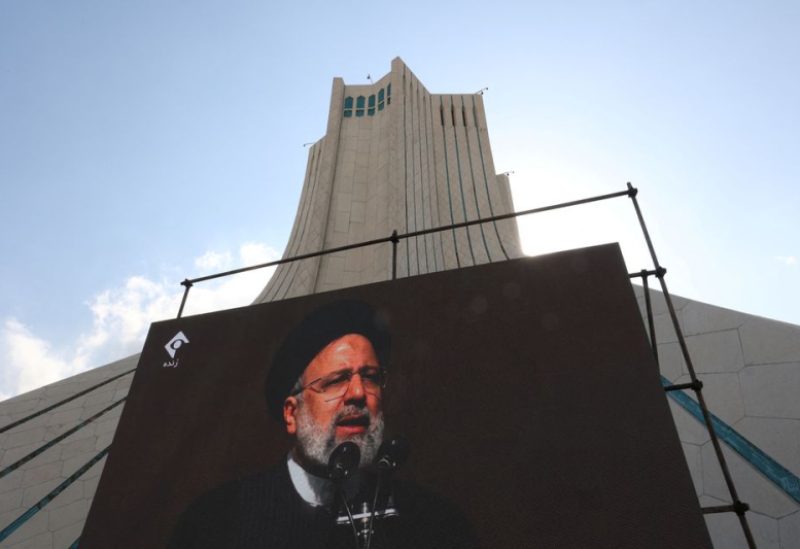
[0,184,756,548]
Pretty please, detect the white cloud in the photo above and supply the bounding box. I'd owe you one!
[180,242,279,316]
[775,255,797,266]
[1,319,73,400]
[194,250,233,272]
[240,242,276,265]
[0,242,280,401]
[513,185,654,272]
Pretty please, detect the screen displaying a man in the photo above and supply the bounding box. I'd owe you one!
[169,299,477,549]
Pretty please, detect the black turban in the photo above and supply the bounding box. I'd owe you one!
[265,299,391,421]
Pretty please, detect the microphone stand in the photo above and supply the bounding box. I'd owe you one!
[364,438,409,549]
[334,483,360,548]
[363,469,386,549]
[328,442,361,549]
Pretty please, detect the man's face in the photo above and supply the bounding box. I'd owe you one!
[283,333,384,470]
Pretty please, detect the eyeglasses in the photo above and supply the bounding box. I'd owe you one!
[292,366,386,400]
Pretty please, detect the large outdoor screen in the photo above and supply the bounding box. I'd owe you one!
[82,244,711,548]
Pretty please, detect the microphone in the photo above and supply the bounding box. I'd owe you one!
[328,441,361,481]
[374,437,410,471]
[365,438,410,549]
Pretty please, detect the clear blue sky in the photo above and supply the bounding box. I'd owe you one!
[1,0,798,398]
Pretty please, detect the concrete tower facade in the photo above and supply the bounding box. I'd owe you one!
[0,60,798,548]
[255,58,521,302]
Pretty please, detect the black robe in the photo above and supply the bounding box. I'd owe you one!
[169,461,479,549]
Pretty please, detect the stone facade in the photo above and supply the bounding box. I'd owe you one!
[0,59,797,547]
[254,58,522,302]
[634,286,800,549]
[0,355,135,547]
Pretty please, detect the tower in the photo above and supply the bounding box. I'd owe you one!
[255,57,521,302]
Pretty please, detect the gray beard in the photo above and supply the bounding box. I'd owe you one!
[294,403,384,470]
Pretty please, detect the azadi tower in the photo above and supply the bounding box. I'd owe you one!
[1,58,798,548]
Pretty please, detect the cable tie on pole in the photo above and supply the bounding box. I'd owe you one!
[655,267,667,278]
[664,382,694,392]
[733,500,750,515]
[691,379,704,392]
[177,279,194,318]
[626,182,638,198]
[390,230,399,244]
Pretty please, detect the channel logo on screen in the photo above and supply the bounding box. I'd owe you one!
[163,331,189,368]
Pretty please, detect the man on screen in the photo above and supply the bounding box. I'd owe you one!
[170,299,477,549]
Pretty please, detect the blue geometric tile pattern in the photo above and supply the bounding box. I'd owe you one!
[662,376,800,504]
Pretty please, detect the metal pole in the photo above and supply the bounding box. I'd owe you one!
[626,182,757,548]
[641,271,659,367]
[178,187,635,305]
[177,279,193,319]
[391,230,399,280]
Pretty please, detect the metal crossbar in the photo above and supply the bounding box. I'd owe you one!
[175,188,632,317]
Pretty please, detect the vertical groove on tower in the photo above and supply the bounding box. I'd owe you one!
[311,77,348,294]
[437,96,461,268]
[460,95,492,263]
[426,92,446,272]
[474,95,521,257]
[414,84,430,274]
[471,96,509,260]
[402,71,411,277]
[419,89,437,273]
[449,95,477,265]
[408,77,421,276]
